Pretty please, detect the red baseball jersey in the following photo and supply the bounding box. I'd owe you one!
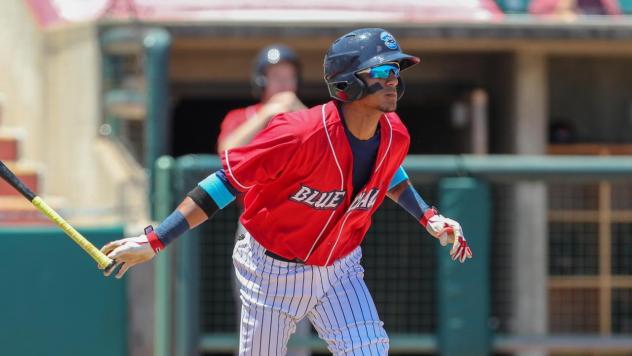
[221,101,410,266]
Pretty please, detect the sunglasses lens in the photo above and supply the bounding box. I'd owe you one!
[369,64,399,79]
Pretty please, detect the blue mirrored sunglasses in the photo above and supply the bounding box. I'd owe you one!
[359,63,400,79]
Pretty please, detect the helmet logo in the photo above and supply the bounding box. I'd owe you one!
[267,48,281,64]
[380,31,398,50]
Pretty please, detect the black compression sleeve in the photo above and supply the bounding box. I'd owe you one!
[187,185,220,218]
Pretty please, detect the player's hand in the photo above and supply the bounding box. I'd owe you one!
[260,91,306,121]
[100,234,155,278]
[421,208,473,263]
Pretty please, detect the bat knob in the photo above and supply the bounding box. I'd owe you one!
[104,260,117,274]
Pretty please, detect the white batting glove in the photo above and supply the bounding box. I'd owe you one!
[100,234,156,279]
[421,207,473,263]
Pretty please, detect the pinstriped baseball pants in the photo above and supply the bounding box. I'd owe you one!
[233,229,389,356]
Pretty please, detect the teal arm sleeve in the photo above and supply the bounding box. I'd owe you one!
[198,172,236,209]
[388,166,409,191]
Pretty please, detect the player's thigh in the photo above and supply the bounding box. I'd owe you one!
[233,231,313,356]
[308,269,389,356]
[238,299,297,356]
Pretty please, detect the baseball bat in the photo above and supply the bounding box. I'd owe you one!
[0,160,114,270]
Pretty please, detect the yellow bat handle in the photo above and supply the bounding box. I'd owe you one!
[31,197,114,269]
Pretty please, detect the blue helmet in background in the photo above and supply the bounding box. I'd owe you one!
[323,28,420,102]
[252,44,301,97]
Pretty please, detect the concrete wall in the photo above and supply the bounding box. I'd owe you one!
[0,2,145,225]
[0,0,45,161]
[42,24,121,219]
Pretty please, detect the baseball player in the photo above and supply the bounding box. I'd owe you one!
[217,44,305,152]
[101,28,473,355]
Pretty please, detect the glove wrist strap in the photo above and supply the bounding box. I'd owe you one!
[145,225,164,254]
[420,207,438,227]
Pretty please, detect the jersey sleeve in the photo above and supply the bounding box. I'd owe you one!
[220,114,301,192]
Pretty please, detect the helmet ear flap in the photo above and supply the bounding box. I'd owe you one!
[254,75,266,88]
[326,75,367,102]
[251,75,267,97]
[347,75,367,101]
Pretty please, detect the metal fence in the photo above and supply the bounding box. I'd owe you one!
[154,154,632,356]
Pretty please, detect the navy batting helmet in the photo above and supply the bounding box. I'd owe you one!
[324,28,420,102]
[252,44,301,96]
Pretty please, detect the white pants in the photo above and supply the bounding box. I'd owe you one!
[232,229,389,356]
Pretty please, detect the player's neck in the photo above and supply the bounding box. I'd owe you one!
[340,102,381,140]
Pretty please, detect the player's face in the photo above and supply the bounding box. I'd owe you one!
[263,62,299,100]
[357,65,399,113]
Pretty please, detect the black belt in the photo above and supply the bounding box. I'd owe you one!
[264,250,304,264]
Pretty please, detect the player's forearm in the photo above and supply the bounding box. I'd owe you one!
[386,166,431,221]
[148,170,238,252]
[175,197,209,229]
[217,112,272,151]
[388,179,430,222]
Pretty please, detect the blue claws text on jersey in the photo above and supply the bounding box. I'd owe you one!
[290,185,346,209]
[290,185,379,211]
